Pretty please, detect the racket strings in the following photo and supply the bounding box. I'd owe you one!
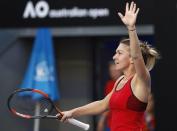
[10,92,53,117]
[38,98,53,115]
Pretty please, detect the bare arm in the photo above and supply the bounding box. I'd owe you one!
[71,99,109,117]
[60,90,113,122]
[70,76,124,118]
[118,2,150,85]
[59,76,123,122]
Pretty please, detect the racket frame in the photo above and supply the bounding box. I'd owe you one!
[7,88,62,119]
[7,88,90,130]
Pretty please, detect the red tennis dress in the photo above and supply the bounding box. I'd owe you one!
[109,77,147,131]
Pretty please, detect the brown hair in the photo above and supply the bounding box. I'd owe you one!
[119,38,160,71]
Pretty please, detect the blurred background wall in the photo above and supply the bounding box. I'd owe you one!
[153,0,177,130]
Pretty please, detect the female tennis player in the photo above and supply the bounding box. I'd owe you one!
[58,2,160,131]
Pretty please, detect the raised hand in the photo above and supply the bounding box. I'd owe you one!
[118,2,139,29]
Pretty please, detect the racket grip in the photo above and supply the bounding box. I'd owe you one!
[67,118,90,130]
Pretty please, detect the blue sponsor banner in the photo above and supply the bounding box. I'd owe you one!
[21,28,59,101]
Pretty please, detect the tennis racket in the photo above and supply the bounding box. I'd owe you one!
[7,88,90,130]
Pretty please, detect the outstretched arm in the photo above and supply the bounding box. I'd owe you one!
[59,92,113,122]
[58,75,125,122]
[58,76,124,122]
[118,2,150,85]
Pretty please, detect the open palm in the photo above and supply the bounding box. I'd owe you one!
[118,2,139,28]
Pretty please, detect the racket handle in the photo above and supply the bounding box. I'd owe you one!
[67,118,90,130]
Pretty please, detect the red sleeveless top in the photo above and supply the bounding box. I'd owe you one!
[109,77,147,131]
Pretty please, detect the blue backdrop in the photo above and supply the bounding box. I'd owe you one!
[21,28,59,101]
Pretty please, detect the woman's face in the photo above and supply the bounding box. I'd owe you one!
[113,43,131,71]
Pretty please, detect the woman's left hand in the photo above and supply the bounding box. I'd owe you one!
[118,1,139,29]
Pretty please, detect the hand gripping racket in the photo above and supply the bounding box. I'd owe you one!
[7,88,90,130]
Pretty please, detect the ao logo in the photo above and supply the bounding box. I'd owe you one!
[23,1,49,18]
